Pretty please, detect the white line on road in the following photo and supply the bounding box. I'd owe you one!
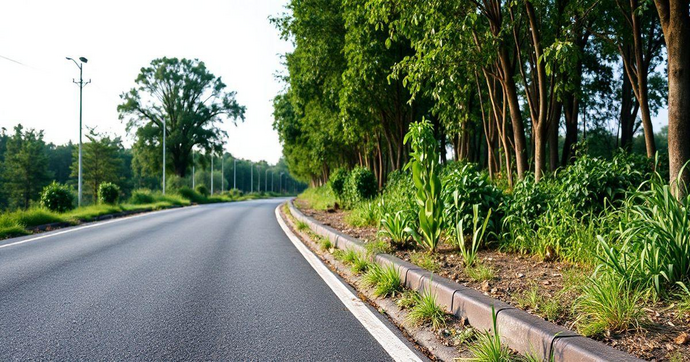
[275,205,423,362]
[0,206,198,250]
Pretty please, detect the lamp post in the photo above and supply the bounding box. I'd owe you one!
[280,172,285,194]
[192,150,195,189]
[250,162,253,193]
[66,56,90,206]
[210,154,214,195]
[271,171,274,192]
[265,168,268,192]
[221,153,225,193]
[233,158,237,190]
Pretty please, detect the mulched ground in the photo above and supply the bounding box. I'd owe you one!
[295,200,690,361]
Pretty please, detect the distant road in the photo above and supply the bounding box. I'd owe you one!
[0,199,414,360]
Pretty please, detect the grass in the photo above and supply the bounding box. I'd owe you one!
[350,253,371,274]
[0,188,278,240]
[396,289,418,310]
[574,272,645,337]
[514,284,563,322]
[468,306,512,361]
[295,220,309,231]
[364,239,391,257]
[407,285,447,330]
[465,263,495,282]
[361,264,402,297]
[318,236,333,251]
[298,186,336,210]
[410,251,439,272]
[345,201,379,227]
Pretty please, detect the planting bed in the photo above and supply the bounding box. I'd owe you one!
[295,199,690,361]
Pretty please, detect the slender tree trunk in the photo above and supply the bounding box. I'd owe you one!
[655,0,690,197]
[498,48,528,180]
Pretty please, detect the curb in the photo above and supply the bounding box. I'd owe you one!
[287,200,642,362]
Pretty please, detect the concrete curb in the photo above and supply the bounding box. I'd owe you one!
[287,200,643,362]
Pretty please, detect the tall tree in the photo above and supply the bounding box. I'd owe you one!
[118,57,245,178]
[71,130,123,202]
[2,125,51,209]
[653,0,690,197]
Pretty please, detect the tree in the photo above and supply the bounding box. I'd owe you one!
[47,142,74,184]
[71,130,123,202]
[118,57,246,178]
[2,125,52,209]
[653,0,690,198]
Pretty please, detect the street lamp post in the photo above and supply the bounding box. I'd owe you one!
[280,172,285,194]
[250,163,253,193]
[265,168,268,192]
[221,154,224,193]
[192,150,195,189]
[162,118,166,194]
[66,56,90,206]
[210,154,214,195]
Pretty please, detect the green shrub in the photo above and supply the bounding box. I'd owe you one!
[179,186,206,203]
[299,186,336,210]
[503,174,556,224]
[195,185,209,197]
[442,163,503,233]
[379,210,412,248]
[129,189,155,204]
[345,201,379,227]
[98,182,120,204]
[40,182,74,212]
[377,170,416,216]
[329,168,349,200]
[408,285,447,330]
[343,167,377,208]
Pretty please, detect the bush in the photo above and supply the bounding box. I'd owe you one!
[329,168,349,200]
[503,174,556,224]
[342,167,378,208]
[40,182,74,212]
[377,170,416,217]
[178,186,206,203]
[442,163,503,233]
[129,189,155,204]
[195,185,209,197]
[98,182,120,204]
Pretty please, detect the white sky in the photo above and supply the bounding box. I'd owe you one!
[0,0,292,164]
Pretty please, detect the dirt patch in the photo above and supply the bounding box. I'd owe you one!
[296,202,690,361]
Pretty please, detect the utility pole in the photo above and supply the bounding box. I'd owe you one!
[221,154,224,193]
[66,56,90,206]
[210,154,214,195]
[192,150,195,189]
[271,172,274,192]
[162,118,166,194]
[280,172,285,194]
[250,163,253,193]
[233,158,236,190]
[265,168,268,192]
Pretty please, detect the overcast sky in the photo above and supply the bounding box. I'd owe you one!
[0,0,292,164]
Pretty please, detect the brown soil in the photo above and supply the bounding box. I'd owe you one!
[296,202,690,362]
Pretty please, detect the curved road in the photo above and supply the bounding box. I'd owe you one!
[0,199,419,361]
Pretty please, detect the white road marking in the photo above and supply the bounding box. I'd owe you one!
[0,205,197,250]
[275,206,423,362]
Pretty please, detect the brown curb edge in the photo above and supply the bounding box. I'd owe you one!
[287,200,643,362]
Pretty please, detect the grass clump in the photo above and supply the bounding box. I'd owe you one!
[574,272,645,337]
[345,201,379,227]
[318,237,333,251]
[514,284,563,322]
[396,289,418,310]
[465,264,495,282]
[362,264,402,297]
[350,253,371,274]
[468,306,512,362]
[410,251,439,272]
[295,220,309,231]
[364,239,391,257]
[299,186,336,210]
[379,210,412,248]
[407,285,447,330]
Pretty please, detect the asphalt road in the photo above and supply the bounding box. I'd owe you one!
[0,199,410,361]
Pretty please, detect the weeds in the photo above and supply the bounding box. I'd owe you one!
[379,210,411,248]
[346,201,379,227]
[364,239,391,257]
[468,305,511,361]
[410,252,439,272]
[574,271,645,336]
[318,237,333,251]
[396,290,418,309]
[362,264,402,297]
[295,220,309,231]
[407,285,447,330]
[456,204,492,267]
[465,264,495,282]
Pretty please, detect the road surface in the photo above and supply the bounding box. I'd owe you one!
[0,199,417,361]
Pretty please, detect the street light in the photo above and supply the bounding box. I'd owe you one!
[233,158,236,190]
[210,153,214,195]
[192,149,195,189]
[66,56,90,206]
[265,168,268,192]
[271,171,274,192]
[280,172,285,194]
[250,162,253,193]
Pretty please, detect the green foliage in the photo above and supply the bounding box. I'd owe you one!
[465,264,495,282]
[178,186,206,203]
[443,163,503,233]
[404,120,443,252]
[195,185,210,197]
[362,264,402,297]
[40,182,74,212]
[329,168,349,200]
[455,204,492,267]
[2,125,52,209]
[468,306,512,362]
[72,130,124,202]
[598,175,690,297]
[98,182,120,205]
[407,285,447,330]
[343,167,378,208]
[574,271,645,337]
[410,252,439,272]
[129,189,156,205]
[350,252,371,274]
[298,186,336,210]
[378,210,412,248]
[119,57,245,178]
[345,201,379,227]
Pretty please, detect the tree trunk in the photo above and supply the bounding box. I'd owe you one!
[498,47,528,180]
[654,0,690,198]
